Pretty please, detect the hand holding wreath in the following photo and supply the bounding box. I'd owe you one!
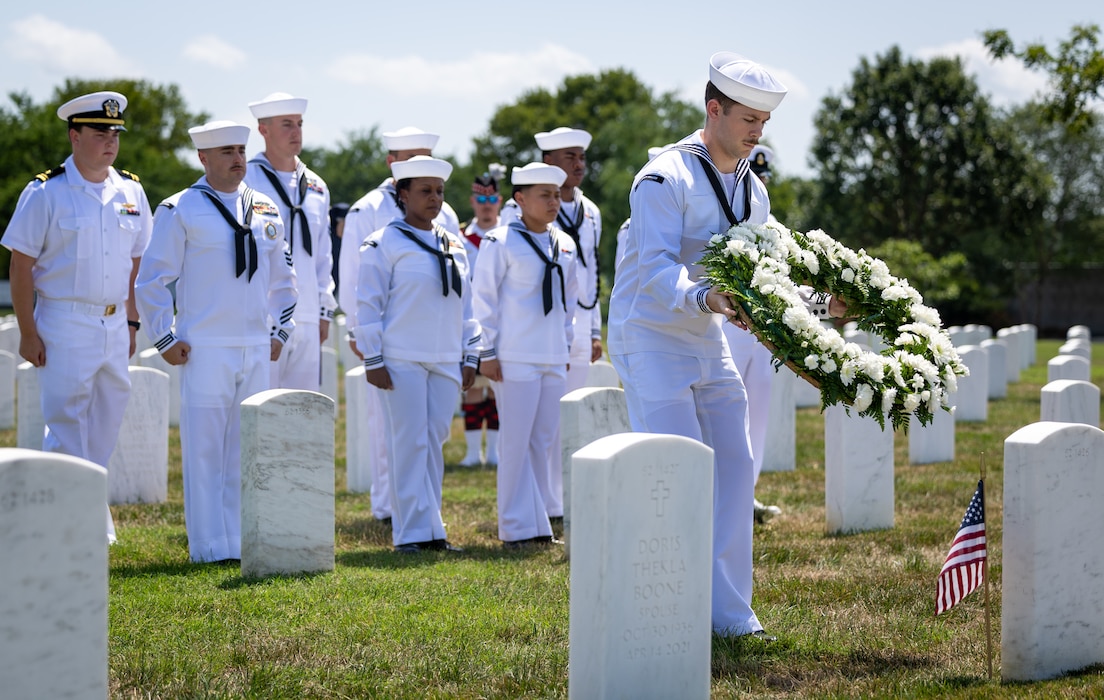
[701,220,968,431]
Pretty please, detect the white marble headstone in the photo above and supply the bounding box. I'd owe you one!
[241,389,336,578]
[1003,422,1104,681]
[996,328,1021,383]
[0,448,108,698]
[107,366,169,504]
[0,321,20,358]
[908,407,955,464]
[761,366,796,473]
[16,362,45,450]
[1067,325,1091,341]
[979,339,1008,400]
[584,359,622,388]
[1020,324,1036,365]
[560,387,632,558]
[343,366,371,493]
[952,345,988,423]
[825,405,894,533]
[1057,339,1091,361]
[321,345,339,404]
[137,347,181,427]
[0,349,15,430]
[569,433,712,700]
[1040,379,1100,427]
[1047,354,1091,383]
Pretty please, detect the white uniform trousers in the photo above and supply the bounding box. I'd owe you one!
[725,325,774,483]
[363,385,392,520]
[379,359,458,546]
[493,361,565,541]
[36,302,129,543]
[270,321,321,391]
[611,351,763,636]
[180,343,269,563]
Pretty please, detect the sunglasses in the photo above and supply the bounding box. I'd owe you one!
[474,194,500,204]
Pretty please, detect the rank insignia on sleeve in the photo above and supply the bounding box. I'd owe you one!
[119,203,141,216]
[264,222,278,240]
[252,202,280,217]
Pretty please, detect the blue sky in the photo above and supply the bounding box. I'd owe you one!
[1,1,1097,178]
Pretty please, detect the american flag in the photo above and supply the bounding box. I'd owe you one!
[935,480,987,616]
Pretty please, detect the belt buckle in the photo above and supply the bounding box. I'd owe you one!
[104,304,117,316]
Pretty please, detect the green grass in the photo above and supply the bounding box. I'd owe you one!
[6,338,1104,698]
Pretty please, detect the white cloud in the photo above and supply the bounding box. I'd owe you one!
[917,37,1049,107]
[182,35,247,70]
[5,14,137,76]
[327,43,594,100]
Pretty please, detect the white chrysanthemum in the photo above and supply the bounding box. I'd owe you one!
[882,388,897,412]
[854,384,874,411]
[841,268,855,283]
[822,358,838,374]
[804,354,820,370]
[903,393,922,413]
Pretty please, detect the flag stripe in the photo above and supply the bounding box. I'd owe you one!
[935,480,987,616]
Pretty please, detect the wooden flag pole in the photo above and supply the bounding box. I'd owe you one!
[981,452,994,680]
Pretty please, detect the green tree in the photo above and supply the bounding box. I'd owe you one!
[984,24,1104,324]
[469,70,704,296]
[806,46,1047,322]
[0,78,208,277]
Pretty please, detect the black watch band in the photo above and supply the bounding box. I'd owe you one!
[127,320,141,330]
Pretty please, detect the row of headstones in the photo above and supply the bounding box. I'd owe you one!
[0,388,336,698]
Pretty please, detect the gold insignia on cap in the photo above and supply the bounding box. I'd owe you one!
[264,222,278,240]
[103,99,121,118]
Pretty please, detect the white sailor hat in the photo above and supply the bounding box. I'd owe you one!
[248,92,308,119]
[749,144,775,177]
[391,155,453,181]
[57,91,128,131]
[709,51,787,112]
[188,120,251,149]
[382,126,439,151]
[511,162,567,187]
[534,127,592,152]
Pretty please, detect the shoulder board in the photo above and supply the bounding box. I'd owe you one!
[117,169,140,182]
[35,165,66,183]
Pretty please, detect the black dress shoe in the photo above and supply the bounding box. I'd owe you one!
[394,542,422,554]
[503,535,563,549]
[427,539,463,553]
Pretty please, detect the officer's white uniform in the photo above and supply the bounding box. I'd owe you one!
[608,52,795,636]
[1,91,152,544]
[135,122,297,563]
[472,165,578,542]
[246,154,335,390]
[338,128,459,521]
[354,157,480,547]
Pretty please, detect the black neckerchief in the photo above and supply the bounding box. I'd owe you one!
[190,184,258,281]
[251,158,312,256]
[673,143,751,226]
[393,221,463,298]
[510,220,565,315]
[557,193,600,310]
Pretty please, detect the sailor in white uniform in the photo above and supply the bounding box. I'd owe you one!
[2,90,151,544]
[246,92,336,391]
[355,156,480,553]
[339,126,460,522]
[609,52,844,637]
[472,163,578,546]
[135,120,298,563]
[502,128,603,394]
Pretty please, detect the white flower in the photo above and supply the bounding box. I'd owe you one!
[882,388,897,412]
[854,384,874,412]
[710,233,725,246]
[903,393,922,413]
[821,358,838,374]
[841,268,855,283]
[804,354,820,370]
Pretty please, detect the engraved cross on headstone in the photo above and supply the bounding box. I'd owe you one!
[651,480,670,517]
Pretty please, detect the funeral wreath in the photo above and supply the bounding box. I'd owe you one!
[701,221,969,431]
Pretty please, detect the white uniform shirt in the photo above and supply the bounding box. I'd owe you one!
[135,177,298,350]
[608,131,770,359]
[2,155,152,304]
[246,155,337,326]
[354,221,481,369]
[338,178,460,324]
[504,191,601,345]
[471,220,578,365]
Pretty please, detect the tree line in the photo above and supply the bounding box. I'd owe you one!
[1,25,1100,327]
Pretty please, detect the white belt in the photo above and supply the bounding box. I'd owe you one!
[37,297,119,317]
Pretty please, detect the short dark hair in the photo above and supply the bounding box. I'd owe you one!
[394,178,411,212]
[705,81,737,114]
